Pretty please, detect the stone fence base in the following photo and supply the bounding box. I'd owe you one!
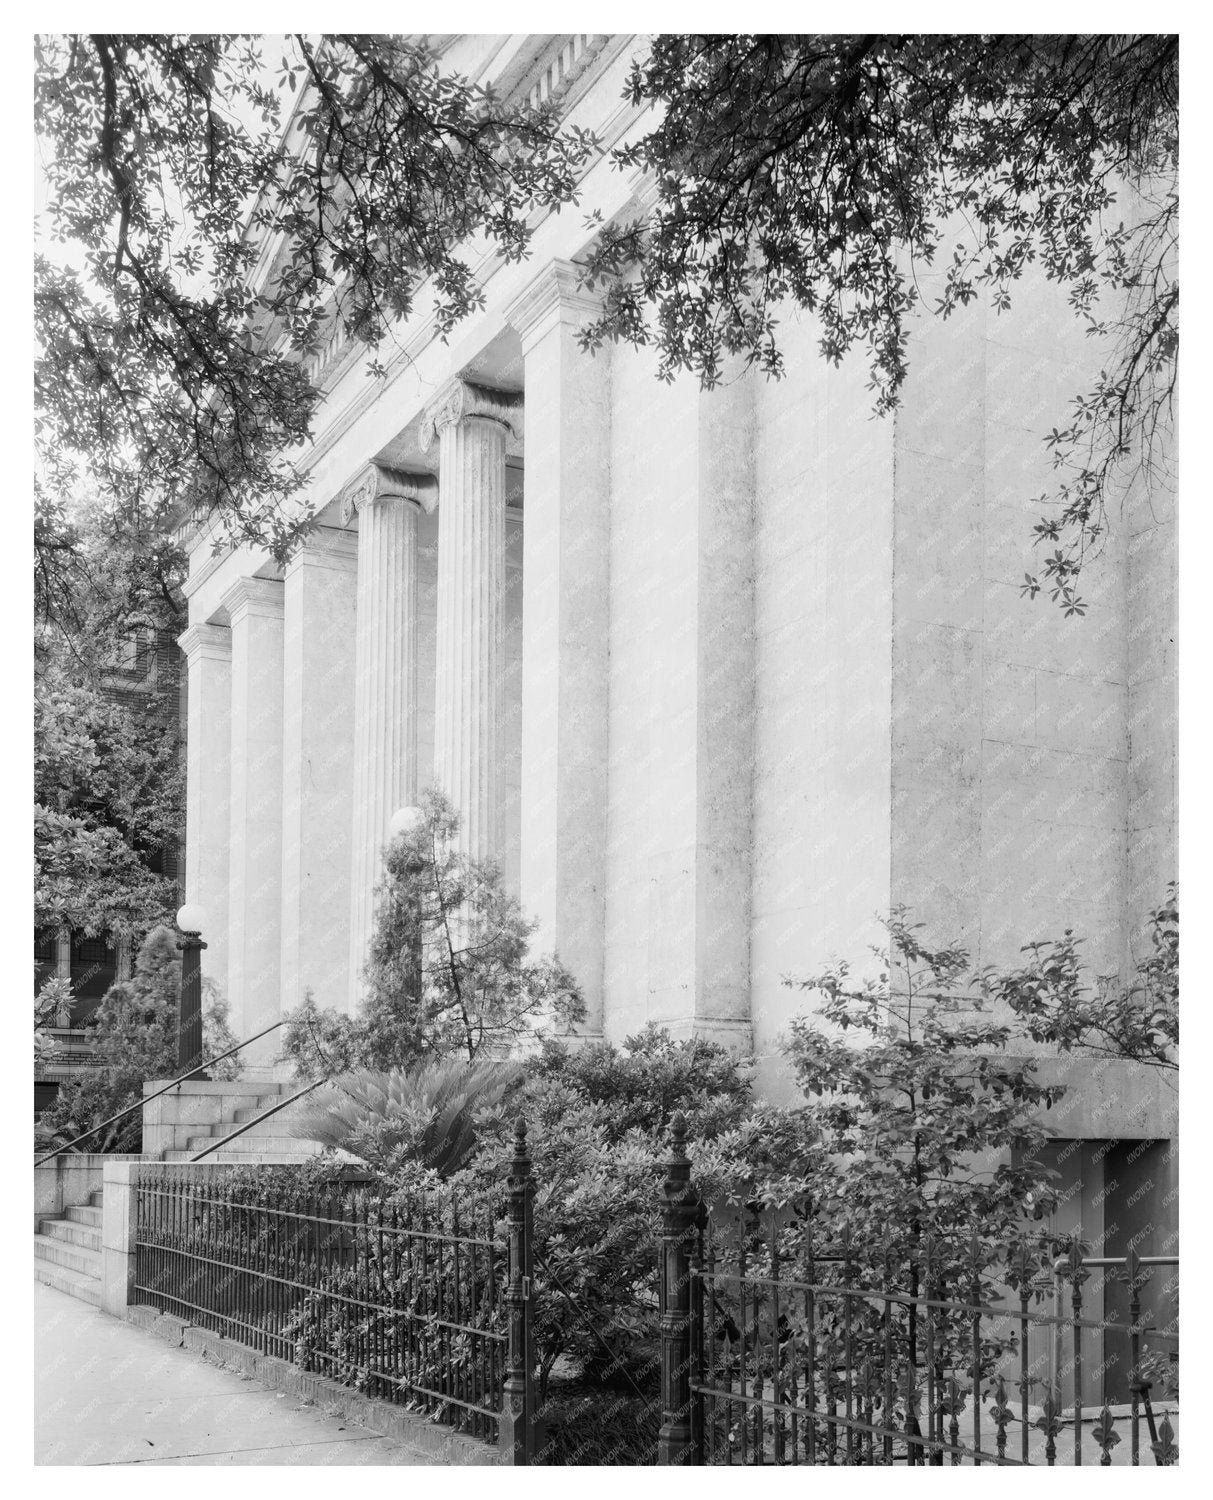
[127,1307,501,1464]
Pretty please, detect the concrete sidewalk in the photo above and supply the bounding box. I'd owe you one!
[35,1281,437,1465]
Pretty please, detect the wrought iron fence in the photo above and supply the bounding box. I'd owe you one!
[131,1148,539,1454]
[657,1117,1179,1467]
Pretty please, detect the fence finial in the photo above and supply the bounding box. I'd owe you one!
[510,1116,531,1181]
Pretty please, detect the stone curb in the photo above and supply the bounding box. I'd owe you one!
[124,1306,502,1465]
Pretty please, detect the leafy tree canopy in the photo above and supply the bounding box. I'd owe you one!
[36,34,1176,616]
[34,32,593,590]
[780,910,1064,1279]
[35,666,184,939]
[582,33,1177,612]
[991,883,1178,1072]
[35,499,185,942]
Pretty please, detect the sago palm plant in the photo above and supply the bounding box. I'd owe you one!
[288,1055,523,1177]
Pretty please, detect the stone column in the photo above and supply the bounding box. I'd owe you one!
[505,261,610,1037]
[54,929,72,981]
[221,577,284,1073]
[421,380,522,865]
[281,527,359,1017]
[345,464,438,1005]
[178,622,232,1001]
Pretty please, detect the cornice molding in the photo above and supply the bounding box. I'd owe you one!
[338,464,439,527]
[220,575,285,622]
[177,623,232,662]
[270,36,642,484]
[285,525,360,572]
[504,258,603,352]
[419,380,524,451]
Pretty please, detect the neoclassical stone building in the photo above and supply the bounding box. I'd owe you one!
[178,28,1177,1222]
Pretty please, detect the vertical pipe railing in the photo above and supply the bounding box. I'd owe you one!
[739,1230,750,1465]
[924,1237,938,1466]
[1125,1247,1144,1467]
[1068,1241,1086,1466]
[805,1234,817,1465]
[691,1206,706,1465]
[842,1228,854,1465]
[881,1240,894,1466]
[771,1220,784,1465]
[1017,1241,1032,1465]
[971,1232,983,1466]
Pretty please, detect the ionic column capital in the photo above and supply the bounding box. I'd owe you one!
[178,623,232,663]
[420,379,523,451]
[339,463,438,527]
[505,258,603,352]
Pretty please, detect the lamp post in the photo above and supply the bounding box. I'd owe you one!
[175,903,207,1075]
[389,807,426,1010]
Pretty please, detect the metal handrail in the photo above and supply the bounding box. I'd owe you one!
[189,1074,329,1160]
[34,1020,286,1166]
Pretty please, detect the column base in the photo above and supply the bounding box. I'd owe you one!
[659,1017,753,1055]
[554,1029,605,1052]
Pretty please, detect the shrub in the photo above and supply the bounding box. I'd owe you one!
[538,1386,659,1466]
[279,991,362,1082]
[38,924,243,1150]
[457,1027,755,1406]
[287,1057,524,1176]
[200,978,243,1081]
[529,1023,752,1142]
[280,789,586,1079]
[40,924,180,1150]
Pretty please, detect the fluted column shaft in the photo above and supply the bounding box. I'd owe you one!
[178,622,232,1002]
[346,465,436,1005]
[424,381,521,865]
[221,577,284,1074]
[282,527,358,1016]
[506,261,611,1037]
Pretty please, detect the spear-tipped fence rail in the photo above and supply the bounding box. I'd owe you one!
[129,1118,543,1461]
[657,1117,1178,1468]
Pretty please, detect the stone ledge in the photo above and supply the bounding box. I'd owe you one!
[124,1307,502,1465]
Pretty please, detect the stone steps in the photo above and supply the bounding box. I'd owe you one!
[36,1094,324,1307]
[35,1187,103,1308]
[34,1232,101,1277]
[34,1259,102,1308]
[231,1099,286,1125]
[160,1087,320,1162]
[37,1216,98,1249]
[186,1132,320,1156]
[162,1150,317,1164]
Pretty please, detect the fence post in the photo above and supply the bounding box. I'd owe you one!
[175,914,206,1074]
[659,1112,703,1465]
[499,1117,540,1464]
[100,1160,140,1317]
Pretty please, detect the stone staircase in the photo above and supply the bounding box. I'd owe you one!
[160,1080,324,1163]
[35,1190,102,1306]
[35,1084,328,1306]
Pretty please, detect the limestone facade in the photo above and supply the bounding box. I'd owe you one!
[178,36,1176,1128]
